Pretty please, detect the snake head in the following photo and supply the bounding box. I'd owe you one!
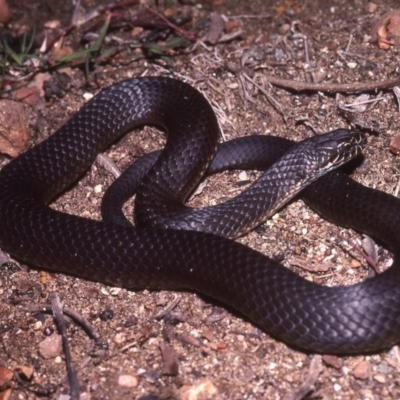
[302,129,367,177]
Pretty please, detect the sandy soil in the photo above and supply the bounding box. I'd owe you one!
[2,0,400,399]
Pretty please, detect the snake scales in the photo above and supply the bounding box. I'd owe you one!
[0,77,398,354]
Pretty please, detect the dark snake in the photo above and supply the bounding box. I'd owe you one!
[0,77,399,354]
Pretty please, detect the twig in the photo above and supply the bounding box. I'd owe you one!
[226,14,272,19]
[28,303,102,342]
[154,294,182,320]
[43,0,140,54]
[144,6,198,42]
[96,154,121,178]
[242,72,288,122]
[265,74,400,94]
[345,33,353,53]
[393,86,400,112]
[282,355,323,400]
[50,293,80,400]
[394,174,400,197]
[292,33,310,65]
[333,229,380,273]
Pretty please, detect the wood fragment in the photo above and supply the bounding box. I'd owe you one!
[265,74,400,94]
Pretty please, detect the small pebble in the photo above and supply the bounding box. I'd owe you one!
[238,171,248,181]
[34,321,42,330]
[268,362,277,370]
[352,360,371,380]
[99,309,114,321]
[113,332,127,344]
[351,259,362,268]
[83,92,94,100]
[179,379,218,400]
[333,383,341,391]
[278,23,290,35]
[38,334,62,359]
[323,355,343,369]
[373,374,386,383]
[366,2,378,13]
[94,184,102,193]
[118,374,138,387]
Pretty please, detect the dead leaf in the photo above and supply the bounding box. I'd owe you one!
[0,367,13,389]
[370,9,400,49]
[0,0,11,23]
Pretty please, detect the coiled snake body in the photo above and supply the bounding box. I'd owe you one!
[0,77,399,353]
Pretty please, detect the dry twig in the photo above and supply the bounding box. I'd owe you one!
[265,74,400,94]
[282,355,323,400]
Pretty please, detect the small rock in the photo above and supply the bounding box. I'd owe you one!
[352,360,371,380]
[15,276,33,294]
[278,23,290,35]
[374,374,386,383]
[201,329,214,342]
[14,86,41,106]
[94,184,103,193]
[323,355,343,369]
[333,383,342,391]
[83,92,94,101]
[160,343,179,376]
[351,259,362,268]
[113,332,127,345]
[16,364,34,380]
[118,374,138,387]
[179,379,218,400]
[99,309,114,321]
[238,171,248,181]
[38,334,62,359]
[366,2,378,13]
[389,135,400,154]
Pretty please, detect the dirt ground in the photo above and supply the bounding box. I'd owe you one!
[2,0,400,399]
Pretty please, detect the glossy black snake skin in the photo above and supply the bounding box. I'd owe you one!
[103,128,364,238]
[0,77,400,353]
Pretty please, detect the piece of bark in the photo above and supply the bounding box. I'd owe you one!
[0,100,30,157]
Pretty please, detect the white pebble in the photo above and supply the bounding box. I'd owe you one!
[94,184,102,193]
[238,171,248,181]
[83,92,94,100]
[333,383,341,391]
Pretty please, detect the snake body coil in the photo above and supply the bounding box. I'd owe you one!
[0,77,399,353]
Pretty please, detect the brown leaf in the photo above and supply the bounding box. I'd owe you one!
[0,366,13,388]
[0,0,11,23]
[370,9,400,49]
